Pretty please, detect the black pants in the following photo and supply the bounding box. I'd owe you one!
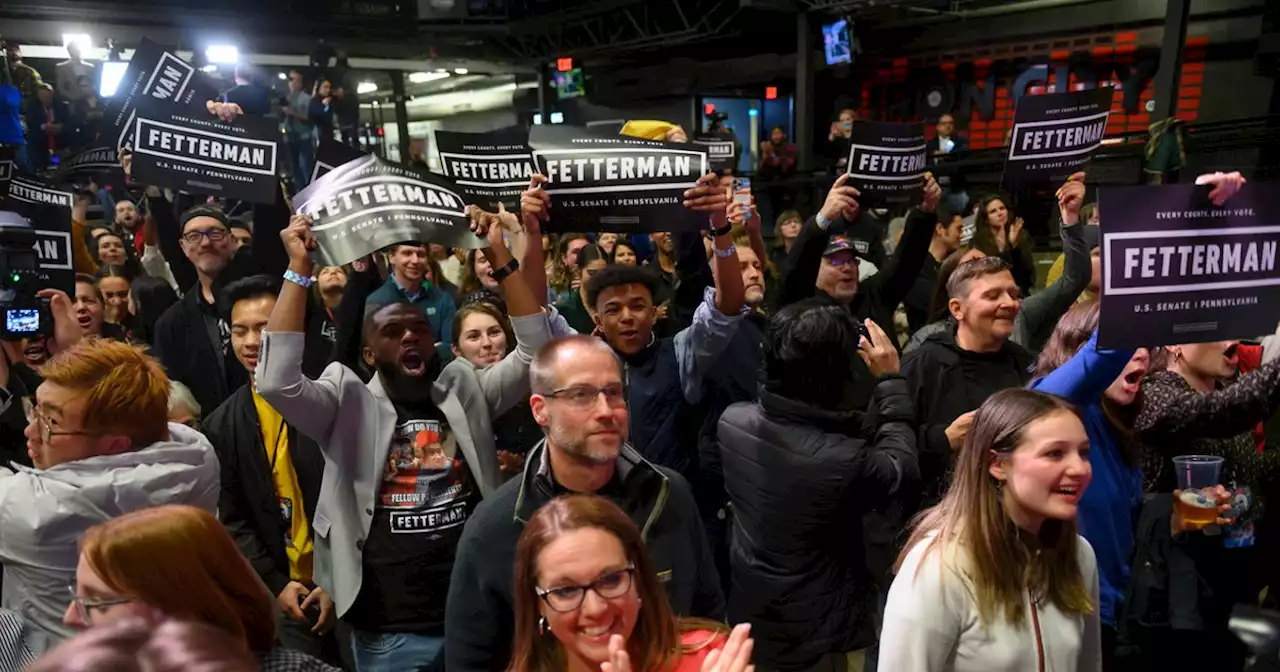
[277,611,354,670]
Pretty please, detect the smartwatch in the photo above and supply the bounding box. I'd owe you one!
[490,257,520,282]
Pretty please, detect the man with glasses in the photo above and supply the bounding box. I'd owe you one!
[255,212,553,671]
[0,338,219,655]
[151,205,251,415]
[445,335,723,672]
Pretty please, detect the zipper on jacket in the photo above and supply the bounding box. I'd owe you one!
[624,361,633,447]
[1030,593,1045,672]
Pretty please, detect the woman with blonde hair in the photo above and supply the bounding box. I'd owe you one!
[510,494,753,672]
[878,388,1101,671]
[63,505,337,671]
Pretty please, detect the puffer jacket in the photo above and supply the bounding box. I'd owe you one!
[0,424,220,654]
[717,376,918,670]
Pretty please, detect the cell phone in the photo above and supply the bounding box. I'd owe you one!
[733,177,751,213]
[856,320,872,346]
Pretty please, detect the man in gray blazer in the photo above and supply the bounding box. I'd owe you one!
[255,212,552,671]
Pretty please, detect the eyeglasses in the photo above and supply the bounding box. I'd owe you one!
[26,405,96,444]
[536,565,635,612]
[180,228,230,245]
[67,586,133,625]
[544,384,627,409]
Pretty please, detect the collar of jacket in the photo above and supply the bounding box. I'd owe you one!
[389,273,432,299]
[512,438,670,541]
[757,386,867,435]
[617,332,661,367]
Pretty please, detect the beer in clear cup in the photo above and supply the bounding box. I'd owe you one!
[1172,455,1224,529]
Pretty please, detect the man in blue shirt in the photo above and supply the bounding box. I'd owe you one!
[366,243,457,360]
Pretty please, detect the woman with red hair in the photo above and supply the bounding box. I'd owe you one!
[509,494,754,672]
[62,505,338,671]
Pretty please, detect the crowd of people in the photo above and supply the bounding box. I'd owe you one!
[0,50,1277,672]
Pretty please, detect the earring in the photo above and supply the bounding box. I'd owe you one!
[539,616,549,635]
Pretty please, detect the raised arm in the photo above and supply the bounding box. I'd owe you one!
[673,178,745,403]
[873,175,942,312]
[466,207,552,416]
[1031,331,1134,407]
[1014,173,1092,350]
[255,214,345,442]
[779,174,860,308]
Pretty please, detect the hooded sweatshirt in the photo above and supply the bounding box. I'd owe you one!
[1030,331,1143,628]
[0,423,220,654]
[901,326,1034,503]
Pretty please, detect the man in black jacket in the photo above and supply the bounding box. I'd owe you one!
[201,275,341,664]
[718,300,918,671]
[901,255,1034,504]
[444,335,724,672]
[151,206,246,415]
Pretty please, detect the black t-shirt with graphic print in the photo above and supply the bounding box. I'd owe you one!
[343,399,479,633]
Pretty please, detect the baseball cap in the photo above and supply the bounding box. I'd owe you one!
[823,234,860,258]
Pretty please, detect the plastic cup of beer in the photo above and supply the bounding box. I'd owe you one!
[1173,455,1224,529]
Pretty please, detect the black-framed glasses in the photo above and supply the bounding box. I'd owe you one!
[536,565,635,612]
[544,384,627,409]
[26,405,97,444]
[67,585,133,625]
[180,228,230,245]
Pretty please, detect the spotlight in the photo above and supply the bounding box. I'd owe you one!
[205,45,239,64]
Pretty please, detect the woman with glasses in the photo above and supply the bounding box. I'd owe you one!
[509,494,754,672]
[63,504,338,672]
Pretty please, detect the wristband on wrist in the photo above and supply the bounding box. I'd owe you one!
[490,257,520,282]
[709,223,733,238]
[712,243,737,259]
[283,269,315,288]
[815,212,832,230]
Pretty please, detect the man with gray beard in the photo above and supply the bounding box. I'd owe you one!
[445,335,724,672]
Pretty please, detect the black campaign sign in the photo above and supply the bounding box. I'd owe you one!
[846,121,927,205]
[693,135,737,174]
[0,146,13,203]
[1004,87,1113,183]
[55,145,120,182]
[131,99,281,203]
[435,128,534,210]
[1098,183,1280,349]
[529,125,708,233]
[311,137,367,183]
[293,155,486,267]
[2,176,77,292]
[107,38,219,152]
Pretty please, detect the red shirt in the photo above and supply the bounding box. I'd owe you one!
[673,630,728,672]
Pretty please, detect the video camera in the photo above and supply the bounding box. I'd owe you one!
[0,212,53,342]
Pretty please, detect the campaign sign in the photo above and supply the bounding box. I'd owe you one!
[0,146,13,203]
[529,125,709,233]
[1098,183,1280,349]
[107,38,219,153]
[294,155,486,267]
[435,128,534,210]
[1,176,77,293]
[845,121,928,205]
[311,136,367,184]
[1005,87,1113,184]
[54,145,121,182]
[693,134,737,174]
[131,99,281,203]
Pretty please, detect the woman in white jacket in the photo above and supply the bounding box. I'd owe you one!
[878,388,1102,672]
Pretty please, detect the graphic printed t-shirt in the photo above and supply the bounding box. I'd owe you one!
[343,400,478,633]
[252,390,314,583]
